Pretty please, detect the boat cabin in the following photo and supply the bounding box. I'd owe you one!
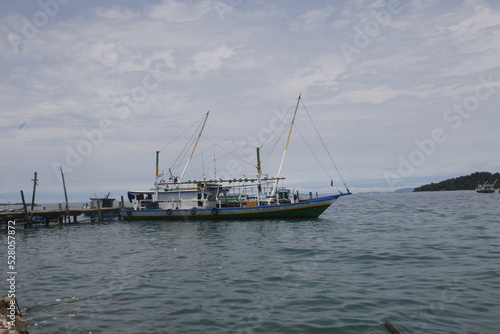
[128,178,295,210]
[89,196,115,209]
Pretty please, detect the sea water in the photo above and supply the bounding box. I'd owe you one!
[2,191,499,333]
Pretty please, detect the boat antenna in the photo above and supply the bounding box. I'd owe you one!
[270,94,301,199]
[179,111,210,182]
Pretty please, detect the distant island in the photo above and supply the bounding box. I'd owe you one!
[413,172,499,192]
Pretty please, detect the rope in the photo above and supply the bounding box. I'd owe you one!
[164,117,205,177]
[293,124,342,193]
[205,137,255,168]
[262,104,296,170]
[158,113,206,152]
[300,100,350,192]
[182,137,255,177]
[213,147,217,180]
[201,148,205,177]
[231,140,255,167]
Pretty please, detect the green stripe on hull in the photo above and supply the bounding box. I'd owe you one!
[121,203,331,221]
[120,194,351,221]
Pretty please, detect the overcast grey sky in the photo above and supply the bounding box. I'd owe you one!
[1,0,500,202]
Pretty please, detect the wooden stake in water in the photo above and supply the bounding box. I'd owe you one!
[31,172,38,211]
[60,166,70,222]
[20,190,31,223]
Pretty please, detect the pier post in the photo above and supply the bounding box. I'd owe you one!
[60,166,70,223]
[118,196,125,220]
[31,172,38,211]
[97,200,102,221]
[20,190,31,227]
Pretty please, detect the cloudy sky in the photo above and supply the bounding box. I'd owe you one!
[1,0,500,203]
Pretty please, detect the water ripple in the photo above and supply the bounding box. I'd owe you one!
[5,191,500,333]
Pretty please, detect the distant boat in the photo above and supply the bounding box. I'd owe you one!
[120,95,351,220]
[89,192,116,208]
[475,179,497,193]
[84,193,116,217]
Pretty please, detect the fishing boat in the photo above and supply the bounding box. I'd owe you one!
[88,192,116,209]
[120,95,351,220]
[475,179,497,193]
[84,193,116,217]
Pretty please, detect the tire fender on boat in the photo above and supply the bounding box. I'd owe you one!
[211,208,219,216]
[166,209,172,215]
[191,208,196,215]
[126,211,132,216]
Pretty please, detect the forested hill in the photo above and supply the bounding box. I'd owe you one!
[413,172,500,192]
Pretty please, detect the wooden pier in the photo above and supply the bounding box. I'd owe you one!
[0,200,127,229]
[1,170,129,229]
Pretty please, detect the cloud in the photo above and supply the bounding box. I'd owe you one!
[448,1,500,38]
[94,5,138,20]
[190,45,235,73]
[144,0,214,22]
[1,0,500,201]
[295,5,336,30]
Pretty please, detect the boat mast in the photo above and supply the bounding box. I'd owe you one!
[179,111,210,183]
[256,146,263,204]
[270,94,301,200]
[156,151,160,177]
[154,150,160,201]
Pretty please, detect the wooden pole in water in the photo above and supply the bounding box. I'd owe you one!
[58,203,63,224]
[60,166,70,221]
[97,200,102,221]
[60,167,69,211]
[20,190,31,224]
[31,172,38,211]
[383,322,401,334]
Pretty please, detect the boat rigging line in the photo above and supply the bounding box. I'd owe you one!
[261,100,297,171]
[155,95,351,196]
[300,99,350,193]
[179,111,210,182]
[270,94,302,199]
[157,113,208,181]
[293,124,342,193]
